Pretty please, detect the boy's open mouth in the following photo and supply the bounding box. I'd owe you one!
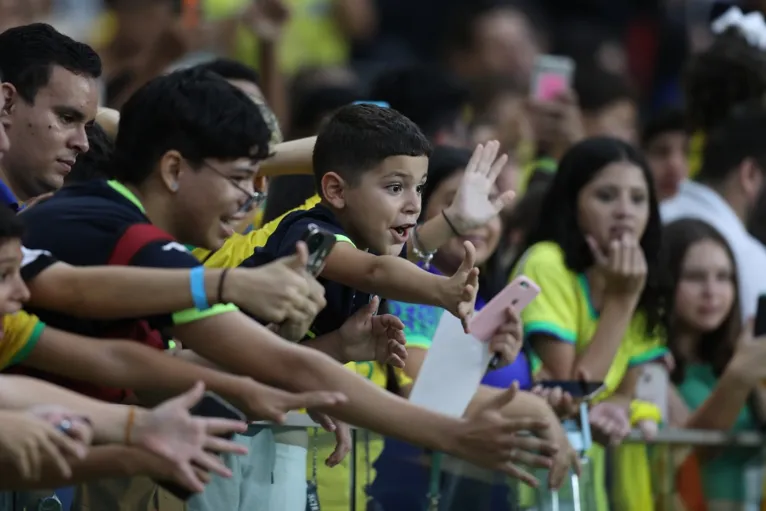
[390,223,415,243]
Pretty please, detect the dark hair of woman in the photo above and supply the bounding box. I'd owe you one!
[511,136,665,336]
[661,219,741,383]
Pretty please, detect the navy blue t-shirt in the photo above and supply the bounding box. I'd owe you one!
[243,203,371,338]
[20,179,233,336]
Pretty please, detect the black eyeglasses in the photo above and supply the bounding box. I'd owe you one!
[199,160,266,214]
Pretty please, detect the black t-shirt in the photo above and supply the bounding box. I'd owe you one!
[243,204,371,338]
[20,179,234,337]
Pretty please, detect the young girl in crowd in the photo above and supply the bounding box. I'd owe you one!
[663,218,766,509]
[512,137,669,511]
[369,145,537,511]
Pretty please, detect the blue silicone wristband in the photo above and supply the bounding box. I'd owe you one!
[190,266,210,310]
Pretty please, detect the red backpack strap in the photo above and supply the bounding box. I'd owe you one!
[109,224,174,266]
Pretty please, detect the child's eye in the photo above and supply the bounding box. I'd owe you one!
[416,185,424,194]
[387,184,403,194]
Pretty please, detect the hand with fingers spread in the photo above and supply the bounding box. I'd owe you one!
[0,409,88,482]
[586,233,647,299]
[443,140,516,232]
[338,296,408,367]
[129,382,249,493]
[307,411,352,466]
[442,241,480,333]
[487,307,524,369]
[231,241,326,325]
[450,383,560,487]
[237,379,347,423]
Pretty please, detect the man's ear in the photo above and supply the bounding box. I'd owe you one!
[1,83,17,115]
[321,172,347,209]
[159,150,184,193]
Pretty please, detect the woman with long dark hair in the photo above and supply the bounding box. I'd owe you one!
[662,218,766,508]
[511,137,668,510]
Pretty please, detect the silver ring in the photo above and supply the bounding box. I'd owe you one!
[57,419,73,434]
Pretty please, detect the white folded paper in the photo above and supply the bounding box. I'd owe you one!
[408,312,492,417]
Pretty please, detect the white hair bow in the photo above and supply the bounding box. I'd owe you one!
[711,6,766,50]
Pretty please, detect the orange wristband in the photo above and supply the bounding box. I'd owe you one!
[125,406,136,445]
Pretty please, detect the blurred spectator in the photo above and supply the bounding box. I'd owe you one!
[662,101,766,320]
[443,1,543,85]
[574,63,638,144]
[640,108,689,201]
[368,65,471,146]
[663,218,766,509]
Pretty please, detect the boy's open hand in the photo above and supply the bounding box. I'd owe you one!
[339,296,408,367]
[445,241,480,333]
[443,140,516,231]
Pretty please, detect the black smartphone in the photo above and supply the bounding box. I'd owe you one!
[155,392,246,501]
[538,380,605,401]
[755,295,766,337]
[301,223,337,277]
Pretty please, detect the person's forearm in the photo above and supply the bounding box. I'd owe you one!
[406,215,455,263]
[0,375,137,444]
[174,314,459,452]
[31,338,251,413]
[301,331,347,363]
[684,365,751,432]
[571,296,637,380]
[26,264,226,319]
[324,255,447,308]
[260,137,316,177]
[0,446,156,490]
[258,41,288,130]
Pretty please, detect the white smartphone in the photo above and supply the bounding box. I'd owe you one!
[530,55,576,101]
[635,363,669,422]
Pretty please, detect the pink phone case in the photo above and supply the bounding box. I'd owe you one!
[469,276,540,342]
[534,73,568,101]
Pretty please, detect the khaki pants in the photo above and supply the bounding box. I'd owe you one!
[73,476,186,511]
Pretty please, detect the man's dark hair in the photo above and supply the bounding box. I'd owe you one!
[369,66,469,140]
[640,108,686,147]
[0,23,101,103]
[574,64,636,114]
[112,67,271,185]
[289,84,362,139]
[0,203,24,240]
[194,58,260,86]
[313,104,432,191]
[684,26,766,133]
[65,124,114,184]
[698,100,766,183]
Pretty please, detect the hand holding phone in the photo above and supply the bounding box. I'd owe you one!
[301,223,337,277]
[154,392,246,501]
[470,276,540,370]
[531,55,575,101]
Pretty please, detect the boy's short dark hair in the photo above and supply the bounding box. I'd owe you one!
[312,104,432,191]
[66,124,114,184]
[640,108,686,147]
[699,100,766,183]
[574,64,636,114]
[112,67,271,186]
[0,23,102,103]
[0,204,24,241]
[368,66,469,139]
[194,58,260,86]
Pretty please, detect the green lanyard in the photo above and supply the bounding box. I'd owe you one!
[427,452,442,511]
